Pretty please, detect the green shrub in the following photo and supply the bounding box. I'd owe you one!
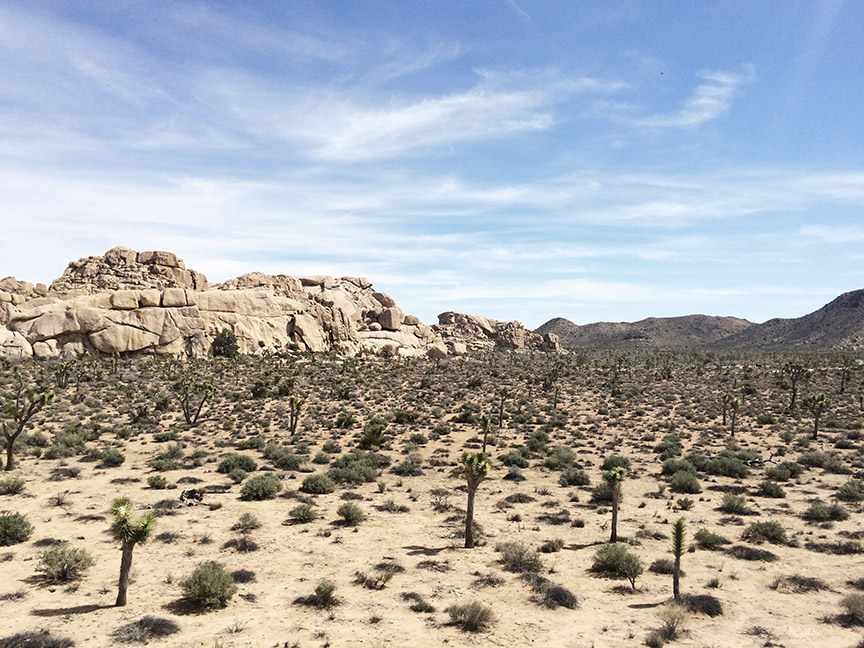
[240,474,282,500]
[288,503,318,524]
[212,328,239,358]
[592,543,631,574]
[602,455,631,472]
[0,477,26,495]
[295,579,339,609]
[802,501,849,522]
[661,458,695,476]
[590,481,614,504]
[301,473,335,495]
[765,461,804,482]
[153,431,178,443]
[37,544,95,583]
[392,458,423,477]
[743,521,787,545]
[653,434,682,458]
[336,502,365,525]
[391,409,420,424]
[544,446,576,470]
[227,468,248,484]
[694,528,730,550]
[147,475,168,489]
[669,471,702,494]
[179,562,237,609]
[500,449,529,468]
[706,456,749,478]
[99,447,126,467]
[0,511,33,546]
[321,439,341,454]
[837,479,864,502]
[496,542,543,573]
[756,481,785,498]
[719,492,752,515]
[559,467,590,487]
[446,600,495,631]
[328,451,389,484]
[217,453,257,474]
[231,512,261,533]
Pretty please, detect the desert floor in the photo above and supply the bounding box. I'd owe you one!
[1,351,863,648]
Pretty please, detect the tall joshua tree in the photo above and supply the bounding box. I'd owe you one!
[602,466,626,543]
[672,517,686,602]
[459,452,491,549]
[804,393,830,440]
[110,498,156,606]
[2,374,54,471]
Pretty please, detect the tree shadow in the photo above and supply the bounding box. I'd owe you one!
[403,545,448,556]
[31,603,110,617]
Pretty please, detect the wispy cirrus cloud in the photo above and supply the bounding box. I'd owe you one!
[636,68,754,128]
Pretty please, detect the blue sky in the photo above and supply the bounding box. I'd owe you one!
[1,1,863,328]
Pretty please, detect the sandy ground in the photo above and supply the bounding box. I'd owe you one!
[1,354,863,648]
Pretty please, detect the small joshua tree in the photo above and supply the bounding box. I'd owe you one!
[672,517,686,602]
[110,498,156,606]
[602,466,626,543]
[459,452,491,549]
[480,413,492,453]
[173,372,215,425]
[804,393,830,440]
[288,396,305,437]
[2,374,54,471]
[782,361,810,412]
[721,392,741,436]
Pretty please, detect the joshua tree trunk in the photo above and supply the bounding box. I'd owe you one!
[812,414,821,440]
[116,542,134,606]
[730,410,737,437]
[464,487,476,549]
[673,556,681,602]
[610,490,619,543]
[5,436,14,472]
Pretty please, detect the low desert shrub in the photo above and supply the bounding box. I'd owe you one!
[694,528,730,550]
[590,481,614,504]
[592,542,641,585]
[837,479,864,502]
[179,562,237,609]
[770,574,828,592]
[37,544,95,583]
[446,600,495,631]
[295,579,339,609]
[729,545,778,562]
[0,477,26,495]
[661,458,695,476]
[231,512,261,534]
[802,501,848,522]
[0,511,33,546]
[496,542,543,573]
[681,593,723,617]
[756,481,785,498]
[743,521,787,545]
[559,467,590,487]
[669,471,702,494]
[98,447,126,468]
[840,593,864,625]
[520,573,579,609]
[217,453,257,474]
[146,475,168,490]
[0,631,75,648]
[301,473,335,495]
[240,474,281,500]
[336,502,365,525]
[288,503,318,524]
[719,492,752,515]
[500,449,529,468]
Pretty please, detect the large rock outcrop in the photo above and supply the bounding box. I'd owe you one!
[0,247,445,360]
[434,311,559,353]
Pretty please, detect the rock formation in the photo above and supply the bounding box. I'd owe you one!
[0,247,451,360]
[435,311,559,353]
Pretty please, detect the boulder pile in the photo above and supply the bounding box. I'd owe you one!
[0,247,558,361]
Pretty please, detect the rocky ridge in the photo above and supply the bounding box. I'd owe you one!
[0,247,549,361]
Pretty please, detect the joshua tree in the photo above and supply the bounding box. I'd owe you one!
[803,393,830,440]
[110,498,156,606]
[173,372,215,425]
[672,517,686,602]
[288,396,305,437]
[497,387,510,429]
[782,361,810,412]
[721,392,742,436]
[2,374,54,471]
[459,452,491,549]
[602,466,626,543]
[480,413,492,453]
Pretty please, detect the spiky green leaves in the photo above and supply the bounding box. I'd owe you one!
[109,498,156,546]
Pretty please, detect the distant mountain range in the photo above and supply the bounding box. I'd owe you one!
[535,289,864,351]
